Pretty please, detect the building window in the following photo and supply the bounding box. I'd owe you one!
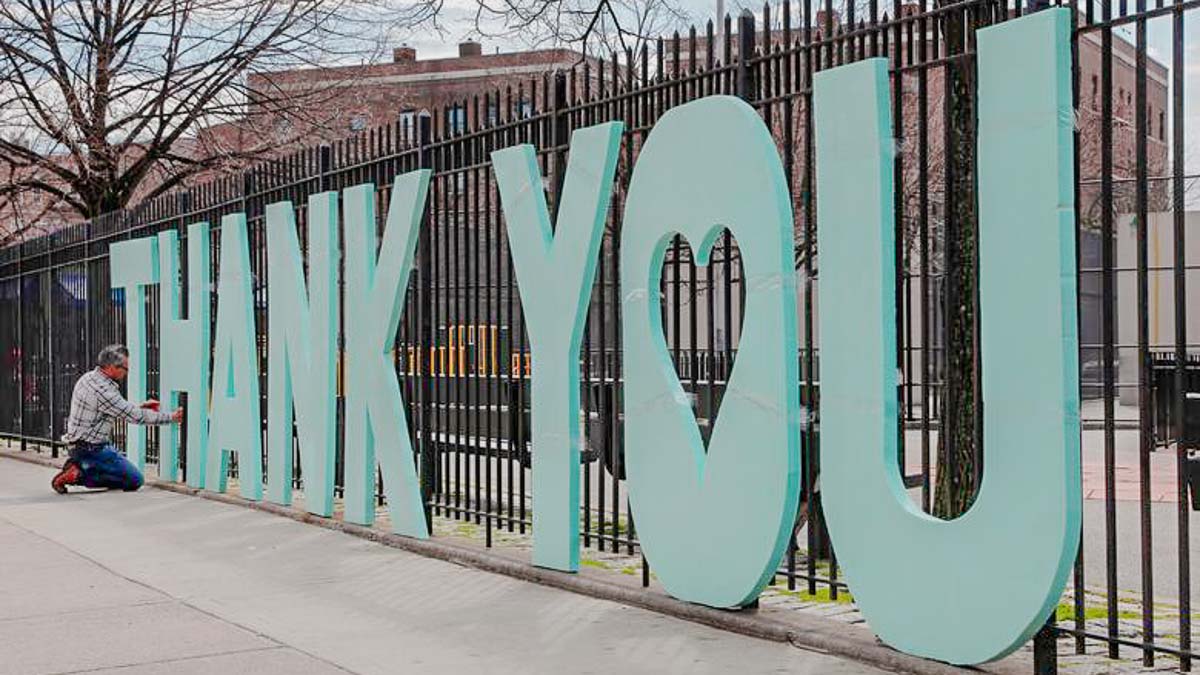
[1159,111,1165,141]
[349,114,367,132]
[519,100,533,118]
[1091,75,1098,109]
[448,105,466,135]
[399,109,416,142]
[487,103,499,126]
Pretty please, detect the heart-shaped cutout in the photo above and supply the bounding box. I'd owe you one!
[658,230,745,452]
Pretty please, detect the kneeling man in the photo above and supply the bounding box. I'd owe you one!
[51,345,182,493]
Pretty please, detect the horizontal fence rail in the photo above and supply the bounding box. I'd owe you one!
[2,0,1199,671]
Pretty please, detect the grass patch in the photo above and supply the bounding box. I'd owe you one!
[1055,603,1142,622]
[583,516,630,537]
[580,558,611,570]
[771,586,855,605]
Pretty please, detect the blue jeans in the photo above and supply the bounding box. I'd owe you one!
[68,443,144,491]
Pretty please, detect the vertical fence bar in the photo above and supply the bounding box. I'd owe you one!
[46,241,55,458]
[470,96,482,527]
[582,72,594,551]
[439,112,452,520]
[1034,619,1058,675]
[1100,1,1120,658]
[418,113,435,532]
[801,0,817,596]
[918,0,932,513]
[505,84,517,533]
[892,0,907,486]
[781,0,797,592]
[1069,0,1087,656]
[84,223,92,397]
[1172,2,1192,669]
[484,92,497,546]
[1133,8,1154,667]
[449,112,461,520]
[18,243,25,453]
[738,11,757,101]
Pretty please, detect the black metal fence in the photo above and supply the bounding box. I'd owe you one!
[2,0,1199,671]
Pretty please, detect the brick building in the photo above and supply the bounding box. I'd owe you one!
[196,42,590,160]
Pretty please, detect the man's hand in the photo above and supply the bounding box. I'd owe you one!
[170,407,184,423]
[140,399,160,411]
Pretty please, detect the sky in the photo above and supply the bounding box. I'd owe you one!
[392,0,699,57]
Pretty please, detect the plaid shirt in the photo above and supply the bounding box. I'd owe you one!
[63,369,173,444]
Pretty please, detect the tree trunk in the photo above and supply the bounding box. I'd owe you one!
[932,8,982,520]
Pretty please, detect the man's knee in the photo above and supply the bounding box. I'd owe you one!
[113,448,143,492]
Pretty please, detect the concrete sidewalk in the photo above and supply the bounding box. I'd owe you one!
[0,458,887,675]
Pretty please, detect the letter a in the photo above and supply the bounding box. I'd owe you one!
[206,214,263,499]
[343,172,431,537]
[492,122,623,572]
[814,9,1079,663]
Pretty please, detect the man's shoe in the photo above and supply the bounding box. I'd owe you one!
[51,460,82,494]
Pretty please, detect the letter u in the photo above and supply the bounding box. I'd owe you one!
[814,8,1080,664]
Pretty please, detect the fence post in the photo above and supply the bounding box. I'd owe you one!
[1028,1,1061,670]
[242,169,254,216]
[315,144,343,499]
[17,241,25,453]
[551,71,569,221]
[736,10,757,102]
[176,190,192,227]
[1033,615,1058,675]
[84,220,92,362]
[47,240,56,458]
[416,112,435,533]
[318,145,333,193]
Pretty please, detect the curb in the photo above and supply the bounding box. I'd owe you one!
[3,448,986,675]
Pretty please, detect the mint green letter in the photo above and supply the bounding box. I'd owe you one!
[158,224,211,486]
[206,214,262,499]
[109,236,159,471]
[265,195,339,516]
[814,9,1079,663]
[343,172,431,537]
[491,122,622,572]
[620,97,800,607]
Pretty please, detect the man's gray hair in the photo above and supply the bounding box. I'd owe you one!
[97,344,129,368]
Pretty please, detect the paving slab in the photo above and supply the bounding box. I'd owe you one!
[0,523,166,622]
[0,601,274,675]
[0,457,887,675]
[77,648,350,675]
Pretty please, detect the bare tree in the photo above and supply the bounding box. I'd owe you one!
[470,0,689,73]
[0,0,423,245]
